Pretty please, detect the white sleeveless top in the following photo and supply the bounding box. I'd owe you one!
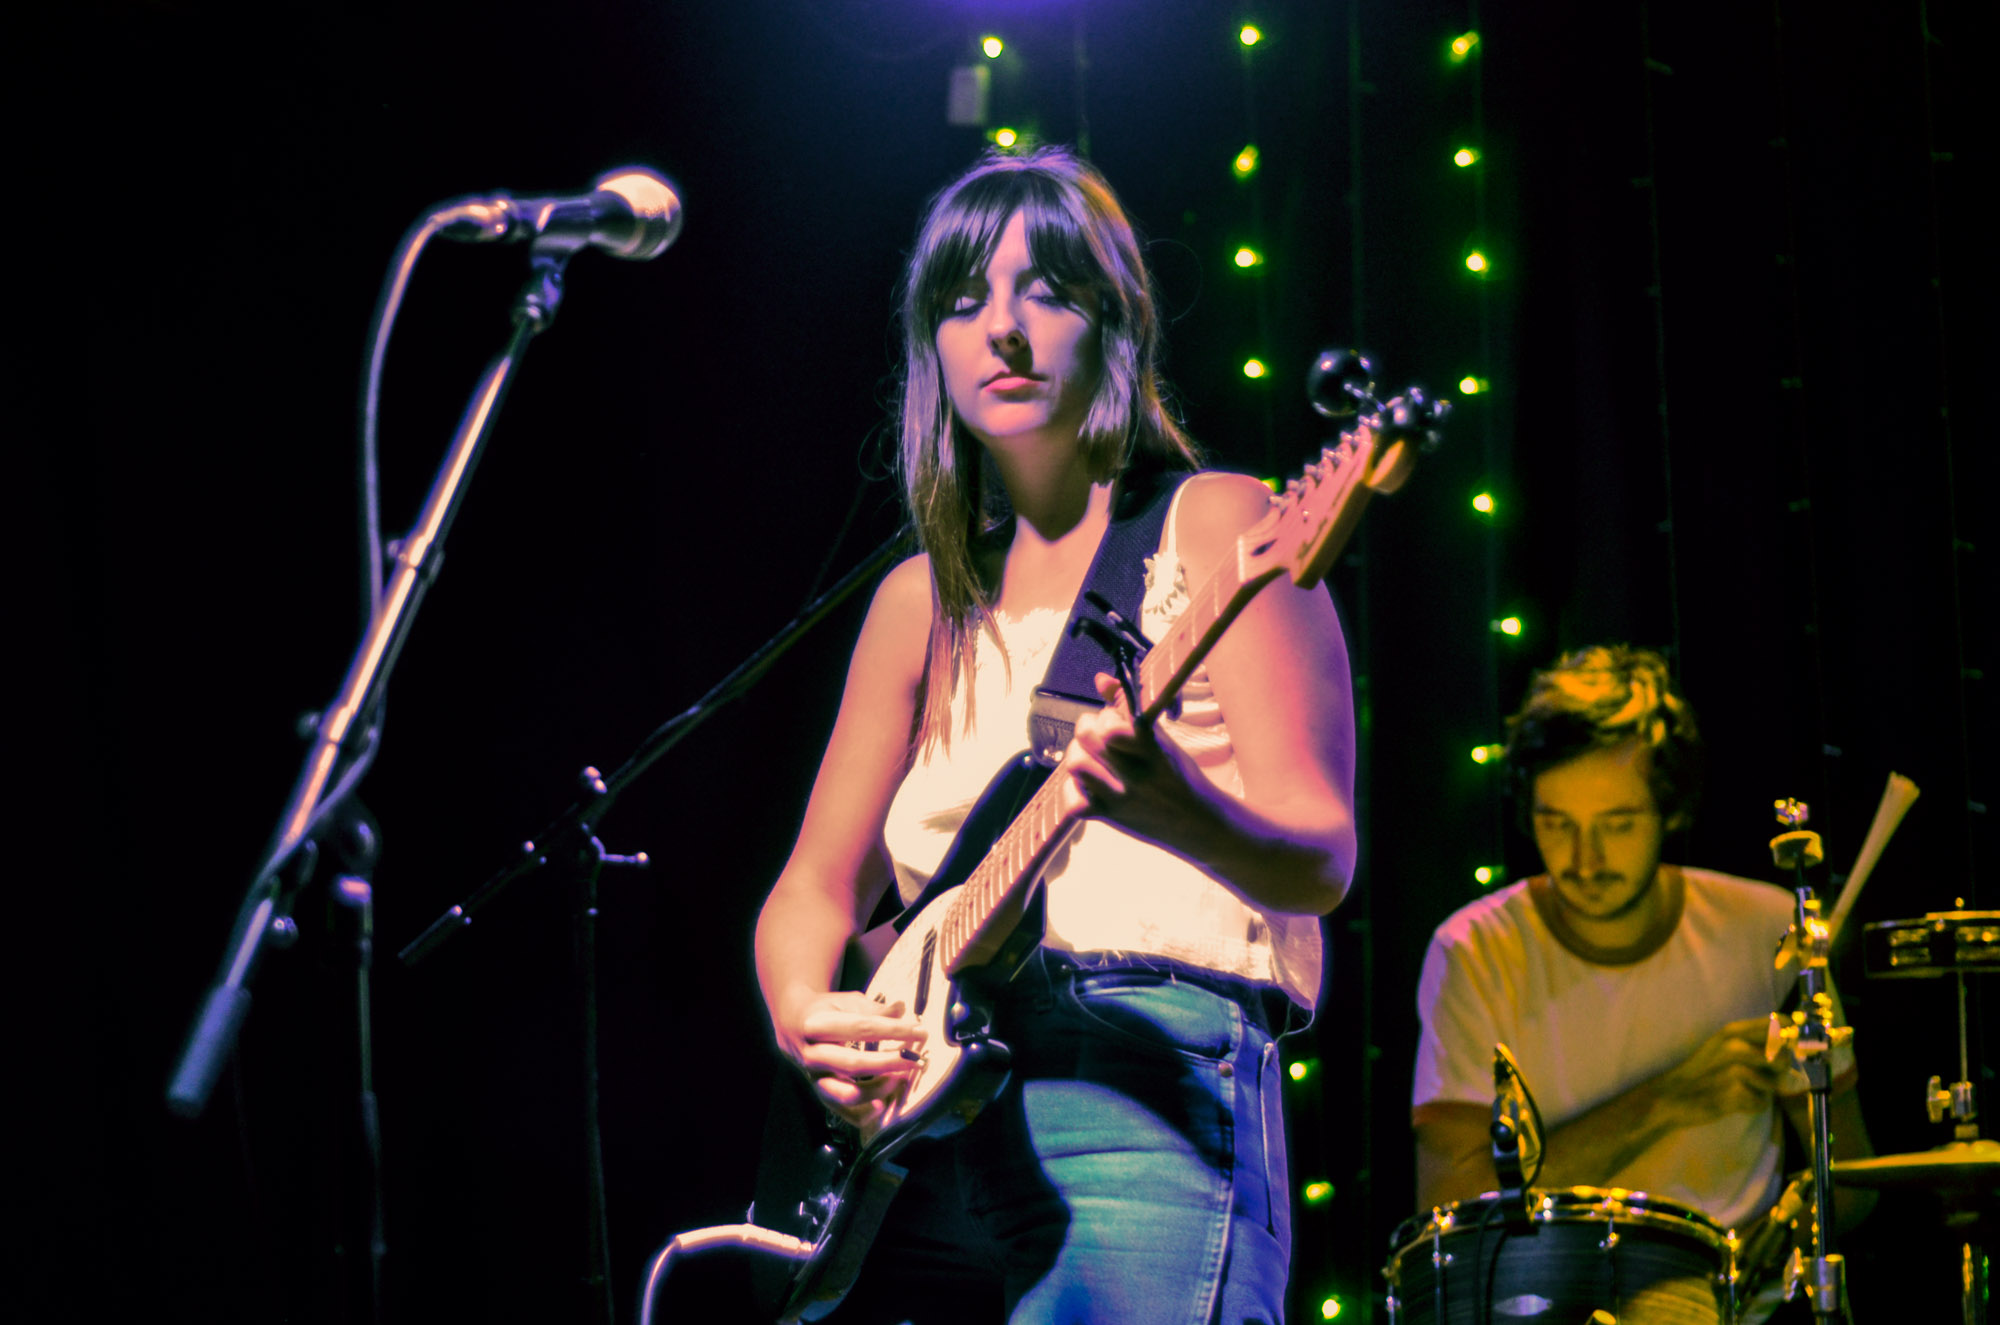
[880,476,1324,1010]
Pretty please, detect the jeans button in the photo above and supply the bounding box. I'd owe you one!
[1219,1062,1234,1078]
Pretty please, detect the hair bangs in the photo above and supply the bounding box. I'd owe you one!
[909,167,1111,331]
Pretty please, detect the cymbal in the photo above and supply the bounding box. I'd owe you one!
[1831,1139,1999,1192]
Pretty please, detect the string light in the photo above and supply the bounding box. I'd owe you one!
[1242,358,1268,379]
[1302,1181,1334,1205]
[1493,616,1523,636]
[1233,144,1261,178]
[981,35,1003,59]
[1449,31,1480,62]
[1288,1058,1317,1082]
[1475,866,1497,885]
[992,127,1019,149]
[1470,743,1504,764]
[1234,246,1264,268]
[1472,491,1496,514]
[1454,146,1481,168]
[1321,1298,1344,1320]
[1239,24,1263,47]
[1464,250,1490,274]
[1459,375,1490,395]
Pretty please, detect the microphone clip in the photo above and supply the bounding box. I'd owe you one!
[1491,1044,1538,1234]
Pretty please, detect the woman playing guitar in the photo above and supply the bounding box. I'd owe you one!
[753,146,1359,1325]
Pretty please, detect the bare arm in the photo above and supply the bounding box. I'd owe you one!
[1063,472,1358,916]
[753,554,931,1126]
[1415,1017,1790,1209]
[1415,1104,1501,1212]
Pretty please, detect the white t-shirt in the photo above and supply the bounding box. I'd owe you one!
[881,475,1324,1010]
[1411,866,1856,1231]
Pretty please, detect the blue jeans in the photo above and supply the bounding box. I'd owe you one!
[824,955,1293,1325]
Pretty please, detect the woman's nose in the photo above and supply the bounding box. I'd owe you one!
[983,299,1025,347]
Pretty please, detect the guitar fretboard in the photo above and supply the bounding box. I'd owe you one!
[935,434,1375,977]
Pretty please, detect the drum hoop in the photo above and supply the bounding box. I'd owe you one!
[1386,1185,1728,1273]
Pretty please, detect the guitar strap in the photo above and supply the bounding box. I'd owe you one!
[1026,463,1192,765]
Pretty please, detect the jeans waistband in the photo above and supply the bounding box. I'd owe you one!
[1034,950,1292,1036]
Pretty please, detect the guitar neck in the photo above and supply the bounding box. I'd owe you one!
[935,551,1283,977]
[936,429,1395,978]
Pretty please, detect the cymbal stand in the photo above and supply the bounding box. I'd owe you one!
[1924,918,1989,1325]
[1769,799,1855,1324]
[1924,937,1980,1145]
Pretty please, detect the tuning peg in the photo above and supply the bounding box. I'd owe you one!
[1307,348,1378,419]
[1388,387,1452,451]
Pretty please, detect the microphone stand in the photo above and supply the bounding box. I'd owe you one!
[166,246,577,1325]
[399,526,906,1325]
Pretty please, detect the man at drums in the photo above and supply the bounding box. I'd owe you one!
[1411,645,1874,1247]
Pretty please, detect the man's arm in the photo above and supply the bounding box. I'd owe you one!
[1415,1016,1787,1210]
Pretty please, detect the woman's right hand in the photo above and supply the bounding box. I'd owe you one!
[774,988,927,1129]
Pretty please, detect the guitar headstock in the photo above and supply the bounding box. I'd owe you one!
[1242,350,1450,589]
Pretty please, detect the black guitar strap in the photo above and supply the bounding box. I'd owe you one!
[1026,463,1191,765]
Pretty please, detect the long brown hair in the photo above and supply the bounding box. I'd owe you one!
[897,146,1200,752]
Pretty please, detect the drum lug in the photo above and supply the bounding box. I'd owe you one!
[1431,1208,1454,1268]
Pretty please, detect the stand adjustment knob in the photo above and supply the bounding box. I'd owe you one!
[1928,1075,1952,1124]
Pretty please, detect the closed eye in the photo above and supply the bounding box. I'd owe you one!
[944,278,987,316]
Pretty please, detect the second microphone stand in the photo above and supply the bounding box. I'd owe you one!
[399,527,907,1325]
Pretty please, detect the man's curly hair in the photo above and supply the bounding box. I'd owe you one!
[1504,644,1704,831]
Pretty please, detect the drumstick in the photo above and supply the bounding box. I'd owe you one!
[1826,772,1920,944]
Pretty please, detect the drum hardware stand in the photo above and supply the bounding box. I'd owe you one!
[1922,905,1982,1150]
[1926,1034,1991,1325]
[1903,900,1990,1325]
[1767,798,1855,1324]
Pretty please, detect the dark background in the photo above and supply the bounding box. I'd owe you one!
[21,0,1986,1320]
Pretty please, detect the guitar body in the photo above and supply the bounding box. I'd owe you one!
[757,755,1053,1322]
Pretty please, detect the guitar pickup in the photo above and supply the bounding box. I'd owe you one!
[915,931,936,1016]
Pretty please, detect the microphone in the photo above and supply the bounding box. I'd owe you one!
[1491,1043,1539,1232]
[435,166,684,261]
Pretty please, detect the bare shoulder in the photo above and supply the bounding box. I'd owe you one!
[1169,470,1275,569]
[873,552,934,624]
[853,552,933,683]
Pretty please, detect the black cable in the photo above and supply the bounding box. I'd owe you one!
[355,210,454,629]
[1474,1194,1509,1325]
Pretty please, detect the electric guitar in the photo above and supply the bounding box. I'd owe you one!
[757,371,1445,1323]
